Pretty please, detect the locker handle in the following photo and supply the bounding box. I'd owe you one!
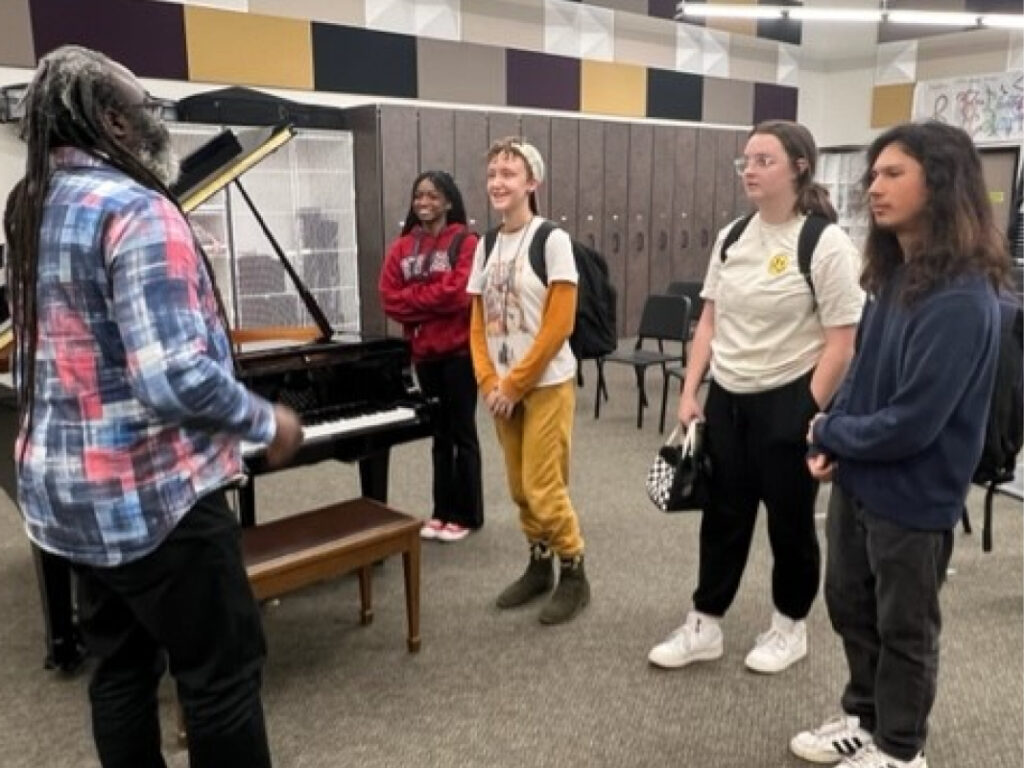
[681,230,689,249]
[612,232,621,253]
[587,233,597,250]
[701,229,709,248]
[659,231,668,251]
[635,232,645,252]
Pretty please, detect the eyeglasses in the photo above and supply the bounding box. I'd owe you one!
[733,154,779,176]
[128,93,173,119]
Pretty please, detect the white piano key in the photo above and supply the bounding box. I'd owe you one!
[240,406,418,458]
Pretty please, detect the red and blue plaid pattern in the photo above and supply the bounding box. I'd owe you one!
[15,148,275,566]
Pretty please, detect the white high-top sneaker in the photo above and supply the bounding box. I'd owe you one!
[744,610,807,673]
[647,611,724,669]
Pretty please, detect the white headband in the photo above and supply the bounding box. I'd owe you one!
[515,141,546,184]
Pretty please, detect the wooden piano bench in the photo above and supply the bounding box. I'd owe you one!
[241,497,423,652]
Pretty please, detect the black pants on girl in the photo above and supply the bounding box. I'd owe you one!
[693,371,821,620]
[416,354,484,529]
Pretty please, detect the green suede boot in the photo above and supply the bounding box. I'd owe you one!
[539,554,591,625]
[496,543,555,608]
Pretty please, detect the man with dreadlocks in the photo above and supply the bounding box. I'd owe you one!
[3,45,302,767]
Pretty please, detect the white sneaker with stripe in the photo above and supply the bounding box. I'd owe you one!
[790,714,873,763]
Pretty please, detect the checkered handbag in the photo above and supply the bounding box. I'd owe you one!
[645,420,712,513]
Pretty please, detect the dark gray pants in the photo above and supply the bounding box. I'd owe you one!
[825,486,953,762]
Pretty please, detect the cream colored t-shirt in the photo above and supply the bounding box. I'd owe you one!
[466,217,578,387]
[701,213,865,393]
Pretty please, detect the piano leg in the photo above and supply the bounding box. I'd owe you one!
[238,479,256,528]
[359,450,391,504]
[32,545,86,673]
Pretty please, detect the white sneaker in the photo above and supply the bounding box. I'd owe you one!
[436,522,471,542]
[791,714,873,763]
[839,744,927,768]
[647,611,723,669]
[744,611,807,673]
[420,519,445,540]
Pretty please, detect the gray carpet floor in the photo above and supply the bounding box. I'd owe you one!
[0,358,1020,767]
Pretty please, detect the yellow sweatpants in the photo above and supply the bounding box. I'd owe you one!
[493,379,584,557]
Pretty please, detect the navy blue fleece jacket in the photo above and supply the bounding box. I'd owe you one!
[813,268,1000,530]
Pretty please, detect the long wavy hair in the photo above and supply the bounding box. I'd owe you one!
[400,170,468,236]
[750,120,837,222]
[860,121,1010,304]
[2,45,222,462]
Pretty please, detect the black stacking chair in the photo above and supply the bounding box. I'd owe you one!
[666,281,703,339]
[594,293,691,429]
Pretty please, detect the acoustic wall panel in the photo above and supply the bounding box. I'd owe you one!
[871,83,914,128]
[916,29,1013,80]
[729,34,779,84]
[0,0,34,67]
[580,60,646,118]
[417,39,506,106]
[185,7,311,88]
[752,82,798,123]
[702,77,753,126]
[614,11,676,70]
[312,23,416,98]
[647,69,703,122]
[30,0,188,79]
[705,0,756,38]
[249,0,364,26]
[648,0,679,20]
[463,0,544,52]
[506,49,581,111]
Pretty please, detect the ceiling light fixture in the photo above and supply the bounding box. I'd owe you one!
[675,3,1024,30]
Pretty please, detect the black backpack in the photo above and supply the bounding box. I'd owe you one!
[973,294,1024,485]
[484,220,618,360]
[721,213,830,310]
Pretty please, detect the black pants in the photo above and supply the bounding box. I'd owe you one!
[72,491,271,768]
[825,486,952,762]
[416,354,484,528]
[693,373,820,619]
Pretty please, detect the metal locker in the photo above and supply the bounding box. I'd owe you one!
[417,107,455,177]
[346,105,387,337]
[577,119,605,256]
[714,130,739,239]
[520,113,552,218]
[453,111,489,233]
[671,126,698,281]
[380,104,419,245]
[487,112,522,227]
[733,130,752,221]
[649,125,677,297]
[625,123,654,337]
[549,117,580,237]
[602,122,630,337]
[692,128,718,278]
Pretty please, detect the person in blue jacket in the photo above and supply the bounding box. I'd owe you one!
[790,122,1010,768]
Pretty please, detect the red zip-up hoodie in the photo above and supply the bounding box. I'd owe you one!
[379,222,478,362]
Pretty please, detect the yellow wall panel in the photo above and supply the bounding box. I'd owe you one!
[580,60,646,118]
[871,83,914,129]
[185,7,313,90]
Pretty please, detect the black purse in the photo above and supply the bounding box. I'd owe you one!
[645,420,713,513]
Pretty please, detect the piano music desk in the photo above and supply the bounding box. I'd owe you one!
[241,497,422,652]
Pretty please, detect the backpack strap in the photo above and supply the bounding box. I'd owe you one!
[526,220,558,285]
[796,214,830,312]
[720,213,755,262]
[445,230,469,268]
[483,227,501,266]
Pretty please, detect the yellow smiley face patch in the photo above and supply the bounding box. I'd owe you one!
[768,252,789,276]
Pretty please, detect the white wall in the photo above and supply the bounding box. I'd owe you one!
[798,59,881,149]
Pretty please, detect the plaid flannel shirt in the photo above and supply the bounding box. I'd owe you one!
[15,148,275,567]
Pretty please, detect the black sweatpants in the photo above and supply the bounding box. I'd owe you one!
[693,372,821,619]
[416,354,484,528]
[73,490,271,768]
[826,486,953,762]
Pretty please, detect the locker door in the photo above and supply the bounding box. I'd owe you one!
[418,107,455,176]
[713,130,739,237]
[625,123,654,336]
[380,104,419,243]
[692,128,718,279]
[549,117,580,236]
[454,111,489,233]
[733,130,751,220]
[603,122,630,336]
[487,112,523,227]
[649,125,676,297]
[671,126,698,281]
[520,113,552,218]
[347,105,387,336]
[578,119,605,255]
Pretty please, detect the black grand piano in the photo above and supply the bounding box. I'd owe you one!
[36,123,435,669]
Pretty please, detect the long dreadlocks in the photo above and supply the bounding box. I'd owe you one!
[2,45,228,464]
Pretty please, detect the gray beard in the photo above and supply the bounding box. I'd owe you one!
[139,143,180,188]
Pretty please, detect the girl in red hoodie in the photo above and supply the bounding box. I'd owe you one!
[379,171,483,542]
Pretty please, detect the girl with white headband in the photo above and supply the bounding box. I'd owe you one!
[466,137,590,625]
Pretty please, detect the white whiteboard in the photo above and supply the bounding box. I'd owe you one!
[912,71,1023,145]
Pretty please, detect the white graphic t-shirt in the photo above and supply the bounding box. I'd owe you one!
[467,217,578,387]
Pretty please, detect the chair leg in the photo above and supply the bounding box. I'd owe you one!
[983,482,996,552]
[659,376,670,435]
[594,360,606,420]
[961,505,972,535]
[634,367,646,429]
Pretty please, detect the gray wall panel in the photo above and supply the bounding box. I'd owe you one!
[418,108,456,176]
[454,111,489,231]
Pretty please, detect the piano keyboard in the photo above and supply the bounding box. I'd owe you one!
[240,406,419,458]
